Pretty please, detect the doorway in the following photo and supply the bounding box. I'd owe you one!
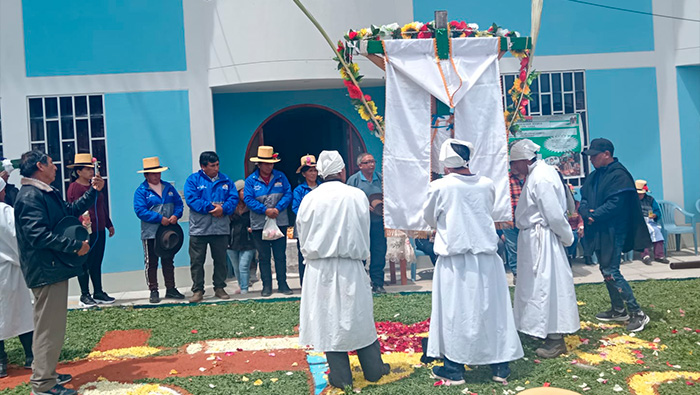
[244,105,367,187]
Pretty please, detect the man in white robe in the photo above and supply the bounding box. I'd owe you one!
[297,150,389,389]
[423,139,523,384]
[511,139,579,358]
[0,178,34,378]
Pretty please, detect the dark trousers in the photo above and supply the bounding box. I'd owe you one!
[189,235,229,293]
[597,235,641,313]
[142,239,176,291]
[251,229,289,289]
[369,221,387,287]
[0,332,33,361]
[296,240,306,286]
[78,229,106,295]
[415,238,437,265]
[643,241,665,259]
[325,340,386,389]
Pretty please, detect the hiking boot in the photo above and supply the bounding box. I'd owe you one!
[596,309,629,322]
[491,363,511,383]
[261,286,272,297]
[165,288,185,299]
[627,311,650,332]
[214,288,230,300]
[278,285,293,295]
[655,257,670,264]
[31,384,77,395]
[642,255,652,265]
[0,358,7,378]
[535,337,567,359]
[149,290,160,304]
[92,292,115,304]
[189,290,204,303]
[79,294,98,308]
[24,356,33,369]
[372,285,387,294]
[430,366,465,385]
[57,374,72,385]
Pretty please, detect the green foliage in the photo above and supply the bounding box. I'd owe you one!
[145,371,310,395]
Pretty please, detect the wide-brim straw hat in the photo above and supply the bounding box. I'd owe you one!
[66,153,94,168]
[635,179,649,194]
[137,157,169,173]
[250,146,280,163]
[296,154,317,173]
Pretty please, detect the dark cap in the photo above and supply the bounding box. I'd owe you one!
[582,138,614,156]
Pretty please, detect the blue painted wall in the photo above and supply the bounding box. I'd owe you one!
[23,0,186,77]
[586,68,663,197]
[677,66,700,212]
[104,90,193,273]
[413,0,654,55]
[212,87,386,180]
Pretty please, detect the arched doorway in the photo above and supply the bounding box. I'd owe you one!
[244,105,367,185]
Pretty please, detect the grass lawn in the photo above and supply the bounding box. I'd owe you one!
[2,278,699,394]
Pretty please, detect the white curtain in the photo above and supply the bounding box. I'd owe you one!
[383,37,512,233]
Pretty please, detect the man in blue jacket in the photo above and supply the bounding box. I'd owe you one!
[244,146,293,297]
[133,157,185,304]
[184,151,238,303]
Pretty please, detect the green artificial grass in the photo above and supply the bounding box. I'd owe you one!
[1,278,698,395]
[143,371,311,395]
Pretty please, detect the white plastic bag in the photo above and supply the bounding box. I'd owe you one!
[262,217,284,241]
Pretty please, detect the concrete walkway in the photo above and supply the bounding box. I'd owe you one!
[67,248,700,310]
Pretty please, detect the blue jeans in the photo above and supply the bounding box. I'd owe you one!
[226,249,254,292]
[502,227,519,276]
[596,237,640,313]
[567,231,579,258]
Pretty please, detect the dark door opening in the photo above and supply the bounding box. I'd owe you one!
[245,105,367,188]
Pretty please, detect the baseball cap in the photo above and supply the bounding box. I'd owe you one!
[582,138,614,156]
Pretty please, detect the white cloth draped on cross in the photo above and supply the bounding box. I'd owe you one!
[382,37,512,234]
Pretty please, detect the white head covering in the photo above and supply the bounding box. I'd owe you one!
[2,159,13,173]
[0,178,6,193]
[510,139,541,161]
[317,150,345,178]
[440,138,474,169]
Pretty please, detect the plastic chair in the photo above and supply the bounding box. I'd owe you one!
[657,200,698,255]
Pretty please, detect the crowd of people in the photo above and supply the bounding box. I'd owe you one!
[0,135,667,392]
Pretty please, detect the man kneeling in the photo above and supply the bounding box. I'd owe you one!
[297,151,389,389]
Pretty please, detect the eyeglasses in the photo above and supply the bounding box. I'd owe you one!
[361,160,376,165]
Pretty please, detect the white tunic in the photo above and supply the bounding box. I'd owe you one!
[297,181,377,352]
[423,174,523,364]
[0,202,34,340]
[514,161,580,338]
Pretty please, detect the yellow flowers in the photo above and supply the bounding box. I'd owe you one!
[339,63,360,80]
[400,22,423,39]
[575,335,662,365]
[627,371,700,395]
[87,346,161,361]
[253,379,263,386]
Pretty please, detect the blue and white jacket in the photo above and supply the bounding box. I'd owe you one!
[291,181,321,215]
[244,169,292,231]
[184,170,238,236]
[133,180,184,240]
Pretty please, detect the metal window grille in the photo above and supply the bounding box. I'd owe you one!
[27,95,107,198]
[501,71,589,185]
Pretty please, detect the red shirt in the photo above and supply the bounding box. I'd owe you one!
[66,181,113,232]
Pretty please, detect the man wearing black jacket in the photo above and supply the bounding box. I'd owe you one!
[579,139,651,332]
[14,150,104,395]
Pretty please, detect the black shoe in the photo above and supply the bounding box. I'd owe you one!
[79,294,98,308]
[24,356,33,369]
[31,384,77,395]
[57,374,72,385]
[372,285,387,294]
[149,290,160,304]
[261,286,272,297]
[165,288,185,299]
[627,311,650,332]
[278,285,293,295]
[642,255,652,265]
[0,358,7,378]
[655,257,670,264]
[92,291,115,304]
[596,308,630,322]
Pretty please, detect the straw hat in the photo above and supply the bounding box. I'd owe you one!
[249,146,280,163]
[296,154,317,173]
[137,157,169,173]
[66,153,94,168]
[635,179,650,194]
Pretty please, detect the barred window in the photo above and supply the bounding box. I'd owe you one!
[28,95,107,198]
[502,71,589,185]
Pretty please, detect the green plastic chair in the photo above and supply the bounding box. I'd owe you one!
[658,200,698,255]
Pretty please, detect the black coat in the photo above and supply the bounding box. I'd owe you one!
[579,159,651,256]
[14,178,98,288]
[229,209,255,251]
[3,183,18,207]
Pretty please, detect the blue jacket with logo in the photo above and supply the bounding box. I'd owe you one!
[184,170,238,236]
[291,181,321,215]
[133,180,184,240]
[244,169,293,230]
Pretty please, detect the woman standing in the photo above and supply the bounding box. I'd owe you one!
[227,180,256,294]
[66,153,115,306]
[292,154,319,286]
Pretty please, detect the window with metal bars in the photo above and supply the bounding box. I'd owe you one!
[501,71,589,185]
[27,95,107,198]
